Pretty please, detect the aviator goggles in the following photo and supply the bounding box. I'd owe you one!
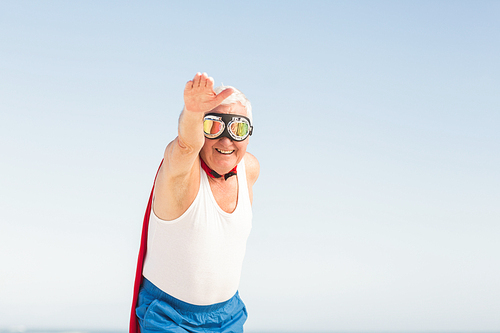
[203,113,253,141]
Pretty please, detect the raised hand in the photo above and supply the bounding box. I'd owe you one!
[184,72,233,113]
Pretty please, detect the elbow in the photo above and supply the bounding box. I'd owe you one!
[168,136,203,158]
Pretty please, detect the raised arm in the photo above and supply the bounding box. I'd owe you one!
[153,73,233,220]
[178,73,233,155]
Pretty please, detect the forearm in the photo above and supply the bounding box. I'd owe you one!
[177,106,205,153]
[163,72,232,169]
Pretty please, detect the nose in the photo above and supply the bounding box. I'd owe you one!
[218,137,233,145]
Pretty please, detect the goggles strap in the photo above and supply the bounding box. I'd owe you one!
[200,157,237,181]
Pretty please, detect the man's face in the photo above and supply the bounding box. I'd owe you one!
[200,102,250,175]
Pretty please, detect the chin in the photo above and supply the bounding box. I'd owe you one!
[213,155,236,167]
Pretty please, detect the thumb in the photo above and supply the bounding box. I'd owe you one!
[213,88,234,106]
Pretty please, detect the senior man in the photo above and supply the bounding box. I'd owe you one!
[130,72,260,333]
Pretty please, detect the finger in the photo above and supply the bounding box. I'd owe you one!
[206,76,215,90]
[193,72,202,87]
[214,87,234,105]
[200,72,209,87]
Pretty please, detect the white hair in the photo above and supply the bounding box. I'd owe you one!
[214,85,253,123]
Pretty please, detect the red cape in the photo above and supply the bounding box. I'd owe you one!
[129,160,163,333]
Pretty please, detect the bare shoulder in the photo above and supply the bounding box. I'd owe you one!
[244,152,260,186]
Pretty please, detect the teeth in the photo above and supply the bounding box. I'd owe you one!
[216,148,234,154]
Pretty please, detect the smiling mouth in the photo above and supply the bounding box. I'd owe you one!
[216,148,234,155]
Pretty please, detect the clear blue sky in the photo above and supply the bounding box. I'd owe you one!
[1,1,499,331]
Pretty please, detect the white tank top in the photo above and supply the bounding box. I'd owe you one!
[142,158,252,305]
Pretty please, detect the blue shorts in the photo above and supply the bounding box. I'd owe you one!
[136,278,248,333]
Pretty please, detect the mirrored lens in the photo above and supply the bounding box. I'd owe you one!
[229,122,249,138]
[204,119,224,137]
